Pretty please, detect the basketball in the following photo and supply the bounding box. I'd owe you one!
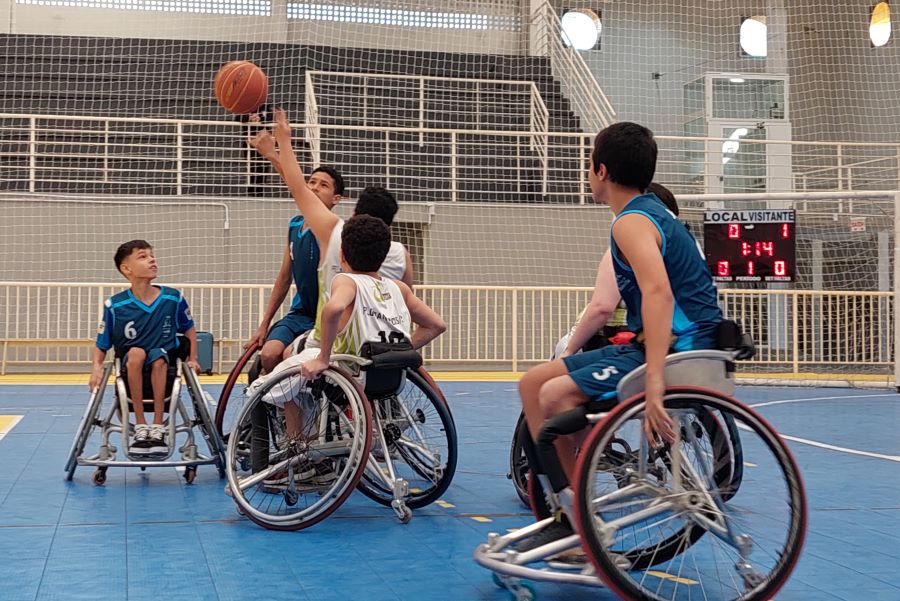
[213,61,268,114]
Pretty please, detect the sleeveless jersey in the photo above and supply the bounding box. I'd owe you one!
[287,215,320,318]
[610,193,722,351]
[331,273,411,355]
[96,285,194,354]
[313,219,408,342]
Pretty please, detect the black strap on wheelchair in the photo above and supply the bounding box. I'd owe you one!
[716,319,756,360]
[536,398,617,494]
[358,341,423,372]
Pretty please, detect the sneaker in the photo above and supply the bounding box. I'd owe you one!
[131,424,153,454]
[147,424,168,455]
[261,466,317,488]
[513,513,576,553]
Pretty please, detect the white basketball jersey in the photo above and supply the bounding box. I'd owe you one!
[331,273,411,355]
[313,220,408,343]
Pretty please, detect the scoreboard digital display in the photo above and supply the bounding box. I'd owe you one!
[703,209,796,283]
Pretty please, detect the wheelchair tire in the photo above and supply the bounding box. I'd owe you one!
[65,371,110,481]
[508,412,531,507]
[574,388,807,601]
[226,364,372,531]
[356,367,458,510]
[215,342,260,439]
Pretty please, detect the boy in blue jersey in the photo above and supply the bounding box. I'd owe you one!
[244,165,345,374]
[89,240,200,455]
[518,122,723,545]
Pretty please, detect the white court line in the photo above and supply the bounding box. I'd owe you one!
[736,422,900,463]
[779,434,900,463]
[750,393,898,409]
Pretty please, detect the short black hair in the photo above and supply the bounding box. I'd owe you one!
[646,182,678,216]
[354,186,398,226]
[310,166,345,196]
[591,122,657,192]
[114,240,152,272]
[341,215,391,273]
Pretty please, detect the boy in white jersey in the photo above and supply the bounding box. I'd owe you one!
[248,108,414,328]
[258,215,445,441]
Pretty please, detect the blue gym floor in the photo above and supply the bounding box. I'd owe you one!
[1,382,899,601]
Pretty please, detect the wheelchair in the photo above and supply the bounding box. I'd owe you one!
[508,325,637,506]
[224,344,457,530]
[475,332,808,601]
[65,339,226,485]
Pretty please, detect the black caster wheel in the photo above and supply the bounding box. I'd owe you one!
[184,467,197,484]
[92,469,107,486]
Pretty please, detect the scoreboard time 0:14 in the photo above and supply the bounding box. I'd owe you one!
[703,209,796,283]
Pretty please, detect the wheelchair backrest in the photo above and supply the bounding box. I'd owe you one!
[359,342,423,398]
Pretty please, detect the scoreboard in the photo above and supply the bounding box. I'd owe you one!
[703,209,796,283]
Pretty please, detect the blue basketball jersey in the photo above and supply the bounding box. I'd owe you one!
[96,285,195,354]
[611,193,722,351]
[288,215,320,318]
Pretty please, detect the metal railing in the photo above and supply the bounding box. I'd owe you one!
[2,113,900,202]
[0,282,894,380]
[530,0,616,132]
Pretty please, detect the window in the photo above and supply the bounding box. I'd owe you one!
[16,0,270,15]
[740,16,767,58]
[560,8,601,51]
[286,3,521,31]
[870,2,892,47]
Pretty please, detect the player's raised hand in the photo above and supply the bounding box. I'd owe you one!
[272,107,292,143]
[248,128,277,159]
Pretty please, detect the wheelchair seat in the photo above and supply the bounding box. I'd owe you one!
[358,342,423,398]
[616,320,755,400]
[117,337,191,407]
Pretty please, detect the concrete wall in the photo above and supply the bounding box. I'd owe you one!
[0,195,611,287]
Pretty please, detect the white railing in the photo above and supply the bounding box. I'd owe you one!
[531,0,616,132]
[304,71,550,193]
[0,282,894,380]
[3,113,900,202]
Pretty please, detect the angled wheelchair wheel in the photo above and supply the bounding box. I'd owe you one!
[508,412,531,507]
[357,367,458,509]
[226,364,372,531]
[183,367,227,479]
[65,363,113,481]
[574,388,806,601]
[215,342,261,440]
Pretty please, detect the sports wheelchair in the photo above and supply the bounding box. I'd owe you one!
[223,343,457,530]
[65,339,226,485]
[475,329,808,601]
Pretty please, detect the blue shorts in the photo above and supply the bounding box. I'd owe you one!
[267,310,315,347]
[563,344,647,401]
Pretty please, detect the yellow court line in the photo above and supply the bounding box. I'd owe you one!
[435,500,455,508]
[645,571,699,585]
[470,516,493,523]
[0,371,890,385]
[0,415,24,441]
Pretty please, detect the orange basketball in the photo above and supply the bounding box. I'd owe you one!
[214,61,268,114]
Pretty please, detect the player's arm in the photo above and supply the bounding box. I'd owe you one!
[175,294,201,372]
[396,281,447,349]
[248,244,294,348]
[88,304,113,391]
[271,108,340,249]
[401,248,414,290]
[562,249,620,357]
[182,326,200,373]
[612,214,676,445]
[301,275,358,379]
